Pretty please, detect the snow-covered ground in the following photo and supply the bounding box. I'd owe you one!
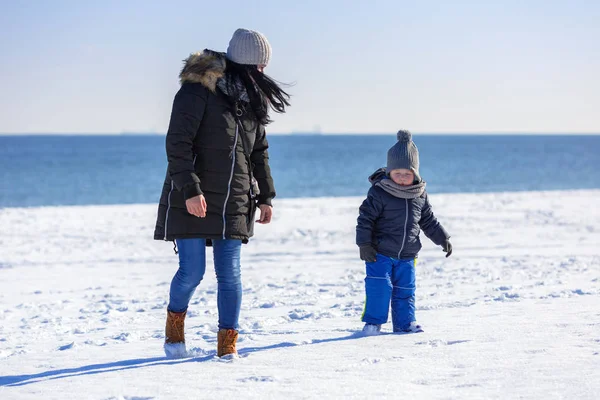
[1,190,599,399]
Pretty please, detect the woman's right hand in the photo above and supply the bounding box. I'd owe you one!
[186,195,207,218]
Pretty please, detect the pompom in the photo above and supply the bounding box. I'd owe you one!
[397,130,412,142]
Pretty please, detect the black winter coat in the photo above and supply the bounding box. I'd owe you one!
[356,172,449,259]
[154,50,275,243]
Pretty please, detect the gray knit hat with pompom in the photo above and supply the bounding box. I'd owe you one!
[226,28,272,66]
[386,130,421,182]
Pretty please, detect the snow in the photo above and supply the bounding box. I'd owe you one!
[1,190,599,399]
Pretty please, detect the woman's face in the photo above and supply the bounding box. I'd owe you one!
[257,64,266,73]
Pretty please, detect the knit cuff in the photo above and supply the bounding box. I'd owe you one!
[183,183,203,200]
[258,197,273,207]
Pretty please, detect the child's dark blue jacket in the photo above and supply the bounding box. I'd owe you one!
[356,169,450,259]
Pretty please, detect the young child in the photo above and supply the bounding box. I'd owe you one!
[356,130,452,335]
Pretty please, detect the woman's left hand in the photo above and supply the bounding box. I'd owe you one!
[256,204,273,224]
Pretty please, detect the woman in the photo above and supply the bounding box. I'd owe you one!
[154,28,290,358]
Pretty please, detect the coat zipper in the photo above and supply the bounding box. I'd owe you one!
[164,155,197,241]
[397,199,409,259]
[164,180,174,240]
[222,125,238,239]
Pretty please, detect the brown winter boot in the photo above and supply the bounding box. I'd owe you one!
[217,328,239,357]
[165,310,186,344]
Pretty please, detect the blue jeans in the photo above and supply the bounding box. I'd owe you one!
[168,238,242,330]
[362,254,416,331]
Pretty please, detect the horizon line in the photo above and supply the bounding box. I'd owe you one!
[1,131,600,136]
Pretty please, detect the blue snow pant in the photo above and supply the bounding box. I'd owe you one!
[168,238,242,330]
[362,254,416,331]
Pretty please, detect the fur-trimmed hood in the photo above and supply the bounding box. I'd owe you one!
[179,50,226,92]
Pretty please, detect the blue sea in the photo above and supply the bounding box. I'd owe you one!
[0,134,599,208]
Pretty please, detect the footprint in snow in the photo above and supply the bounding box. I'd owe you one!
[58,342,76,351]
[415,339,471,347]
[237,375,276,382]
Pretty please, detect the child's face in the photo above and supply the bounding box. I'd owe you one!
[389,168,414,186]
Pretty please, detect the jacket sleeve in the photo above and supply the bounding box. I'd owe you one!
[419,192,450,246]
[356,188,383,246]
[251,124,276,206]
[165,84,207,200]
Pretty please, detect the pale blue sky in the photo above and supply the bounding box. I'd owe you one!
[1,0,598,134]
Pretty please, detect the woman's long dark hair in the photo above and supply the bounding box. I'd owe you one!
[222,60,291,125]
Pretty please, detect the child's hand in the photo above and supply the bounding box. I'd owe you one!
[359,245,377,263]
[442,240,452,258]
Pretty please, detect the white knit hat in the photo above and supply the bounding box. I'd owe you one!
[226,28,272,66]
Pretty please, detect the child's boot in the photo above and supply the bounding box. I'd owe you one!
[164,310,187,358]
[394,321,424,334]
[362,323,382,336]
[217,328,239,358]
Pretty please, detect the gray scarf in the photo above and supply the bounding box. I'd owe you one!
[217,76,250,103]
[375,178,426,199]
